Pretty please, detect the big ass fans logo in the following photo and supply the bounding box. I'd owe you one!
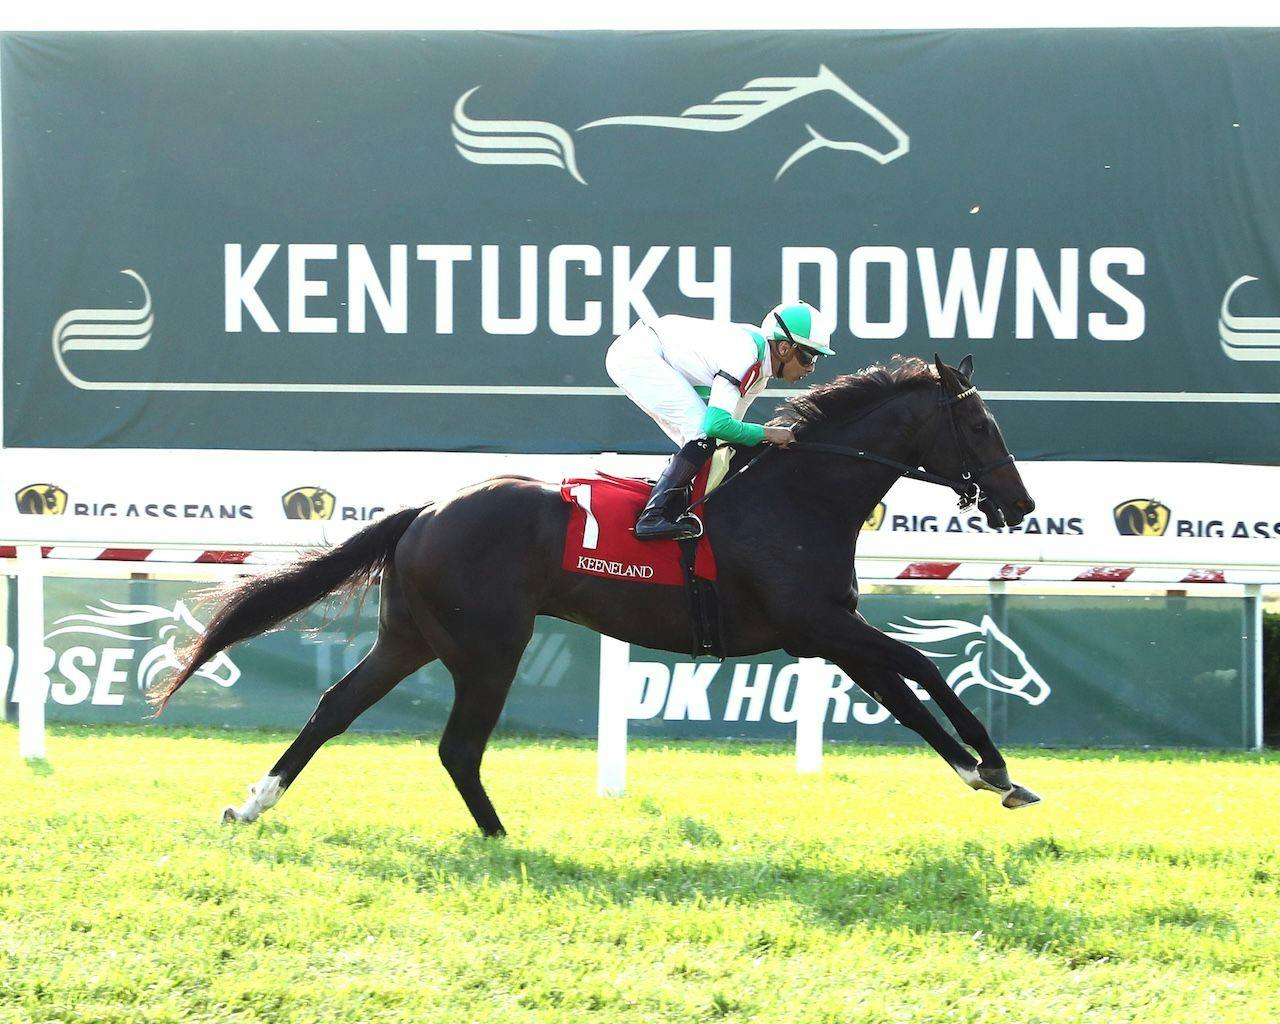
[1113,498,1171,536]
[15,484,68,515]
[281,486,385,522]
[282,486,336,520]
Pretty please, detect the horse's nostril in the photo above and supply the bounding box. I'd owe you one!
[1016,498,1036,514]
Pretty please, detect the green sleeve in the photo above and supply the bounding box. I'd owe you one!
[701,406,766,446]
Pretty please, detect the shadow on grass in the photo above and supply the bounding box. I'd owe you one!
[296,824,1245,960]
[25,757,54,777]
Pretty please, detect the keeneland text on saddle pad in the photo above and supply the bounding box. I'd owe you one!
[560,471,717,586]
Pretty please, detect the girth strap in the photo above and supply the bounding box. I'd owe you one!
[677,536,723,658]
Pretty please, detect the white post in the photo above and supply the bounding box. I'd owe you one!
[795,657,827,774]
[597,635,631,796]
[1245,584,1263,751]
[16,544,48,760]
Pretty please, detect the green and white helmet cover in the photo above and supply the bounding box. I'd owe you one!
[761,300,835,356]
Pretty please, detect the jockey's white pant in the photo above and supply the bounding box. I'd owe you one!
[606,322,706,448]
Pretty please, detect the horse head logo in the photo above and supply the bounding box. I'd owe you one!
[861,502,886,531]
[883,615,1050,706]
[454,66,908,185]
[15,483,68,515]
[44,599,240,694]
[1113,498,1170,537]
[282,486,336,521]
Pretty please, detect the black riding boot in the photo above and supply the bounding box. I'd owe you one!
[635,438,714,541]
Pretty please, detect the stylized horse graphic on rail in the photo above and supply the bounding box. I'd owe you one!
[45,600,240,694]
[882,615,1050,706]
[452,65,909,185]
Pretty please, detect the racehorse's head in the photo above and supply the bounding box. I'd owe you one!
[884,615,1051,706]
[918,355,1035,529]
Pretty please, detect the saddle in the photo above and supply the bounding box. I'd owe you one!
[560,463,723,656]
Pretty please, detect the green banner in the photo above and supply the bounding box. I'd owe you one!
[4,30,1280,459]
[1,577,1256,749]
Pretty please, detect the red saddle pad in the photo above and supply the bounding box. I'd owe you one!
[560,466,717,586]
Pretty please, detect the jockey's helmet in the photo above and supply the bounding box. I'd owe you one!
[761,301,834,356]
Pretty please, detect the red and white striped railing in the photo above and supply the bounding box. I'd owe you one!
[0,545,1264,584]
[860,560,1234,584]
[0,545,263,563]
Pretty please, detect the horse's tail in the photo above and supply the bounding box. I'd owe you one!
[147,506,425,713]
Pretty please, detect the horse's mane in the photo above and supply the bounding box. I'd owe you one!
[775,355,937,429]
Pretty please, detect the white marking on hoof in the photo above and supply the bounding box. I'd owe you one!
[954,764,1007,794]
[221,774,284,825]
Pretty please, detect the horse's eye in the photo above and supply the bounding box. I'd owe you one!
[971,421,988,434]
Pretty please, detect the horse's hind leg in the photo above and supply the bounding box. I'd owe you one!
[221,633,433,824]
[407,608,533,837]
[437,668,517,838]
[434,615,536,837]
[222,566,433,825]
[390,497,539,836]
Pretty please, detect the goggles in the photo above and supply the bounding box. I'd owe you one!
[773,313,821,366]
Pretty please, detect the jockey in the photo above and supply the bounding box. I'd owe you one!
[606,300,833,541]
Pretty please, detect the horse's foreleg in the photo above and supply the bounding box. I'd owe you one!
[221,634,433,825]
[839,661,979,780]
[797,610,1040,809]
[840,662,1040,803]
[854,622,1041,808]
[842,613,1008,767]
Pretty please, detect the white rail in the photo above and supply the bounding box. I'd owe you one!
[596,635,829,794]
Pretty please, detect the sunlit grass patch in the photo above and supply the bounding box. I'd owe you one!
[2,724,1278,1023]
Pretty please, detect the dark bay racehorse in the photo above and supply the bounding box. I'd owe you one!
[151,355,1040,835]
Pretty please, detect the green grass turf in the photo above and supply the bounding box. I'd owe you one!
[2,724,1278,1023]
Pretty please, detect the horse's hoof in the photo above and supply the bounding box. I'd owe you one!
[978,765,1012,792]
[1002,785,1041,809]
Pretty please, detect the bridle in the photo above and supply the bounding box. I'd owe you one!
[923,381,1016,510]
[700,379,1015,513]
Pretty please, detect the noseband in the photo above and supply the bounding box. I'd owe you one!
[933,383,1016,510]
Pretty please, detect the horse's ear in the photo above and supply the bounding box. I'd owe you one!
[933,354,956,388]
[958,354,974,381]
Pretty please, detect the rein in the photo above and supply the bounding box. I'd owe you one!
[787,441,979,491]
[696,380,1013,512]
